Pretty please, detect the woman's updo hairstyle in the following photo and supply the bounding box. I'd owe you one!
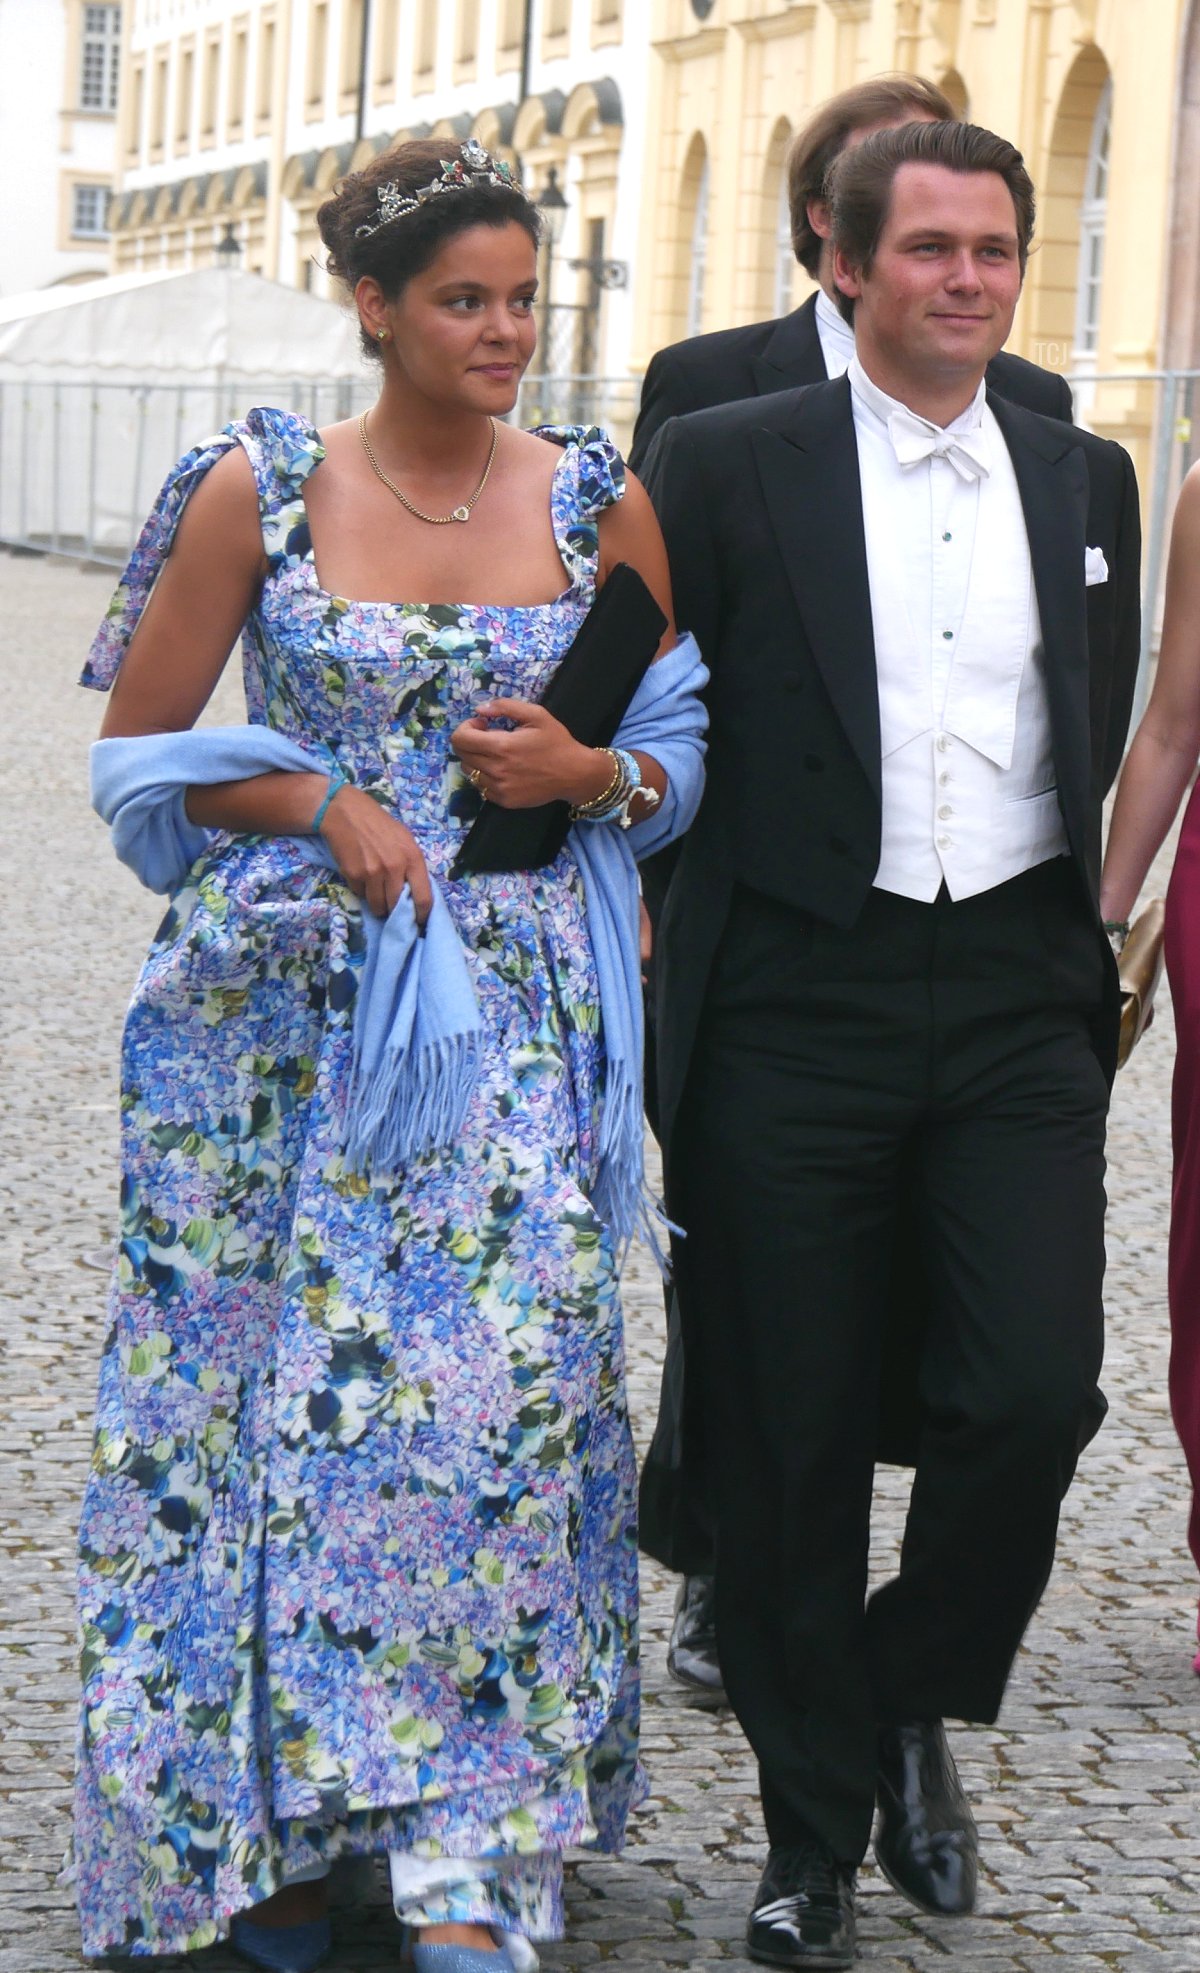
[318,138,541,359]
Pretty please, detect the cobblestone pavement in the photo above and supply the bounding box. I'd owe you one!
[3,550,1199,1972]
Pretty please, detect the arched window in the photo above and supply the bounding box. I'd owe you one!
[938,69,969,118]
[774,170,795,319]
[756,119,794,320]
[1030,45,1110,396]
[1074,78,1112,365]
[686,152,710,336]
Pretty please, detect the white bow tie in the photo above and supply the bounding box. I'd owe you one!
[887,406,990,482]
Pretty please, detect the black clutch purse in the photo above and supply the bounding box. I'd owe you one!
[450,562,667,878]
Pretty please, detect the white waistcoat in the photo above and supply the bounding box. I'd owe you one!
[850,361,1069,903]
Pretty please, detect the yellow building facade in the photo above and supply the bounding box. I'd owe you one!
[635,0,1188,480]
[103,0,1195,482]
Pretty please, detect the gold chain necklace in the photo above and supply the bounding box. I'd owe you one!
[358,411,498,525]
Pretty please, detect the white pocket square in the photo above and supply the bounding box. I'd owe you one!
[1085,546,1109,586]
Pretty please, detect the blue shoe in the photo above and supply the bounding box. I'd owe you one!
[230,1910,332,1973]
[410,1937,516,1973]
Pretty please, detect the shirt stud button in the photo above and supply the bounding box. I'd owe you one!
[943,531,952,542]
[942,629,954,641]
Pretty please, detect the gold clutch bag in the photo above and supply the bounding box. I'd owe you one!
[1117,898,1166,1069]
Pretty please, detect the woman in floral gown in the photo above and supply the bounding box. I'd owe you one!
[75,140,703,1971]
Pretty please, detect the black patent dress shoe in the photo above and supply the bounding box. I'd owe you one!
[874,1720,978,1916]
[666,1574,728,1705]
[746,1842,857,1968]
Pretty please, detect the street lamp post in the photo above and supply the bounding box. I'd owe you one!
[565,254,628,290]
[535,167,628,411]
[354,0,374,143]
[536,165,568,382]
[215,221,241,267]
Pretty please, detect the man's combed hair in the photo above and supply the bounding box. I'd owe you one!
[826,119,1037,308]
[786,74,956,277]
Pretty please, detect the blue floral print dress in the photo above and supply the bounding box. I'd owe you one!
[76,409,646,1959]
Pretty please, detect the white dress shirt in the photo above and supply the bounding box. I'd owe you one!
[815,289,856,378]
[847,356,1068,902]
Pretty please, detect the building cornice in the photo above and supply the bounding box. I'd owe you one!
[737,7,818,42]
[111,158,268,232]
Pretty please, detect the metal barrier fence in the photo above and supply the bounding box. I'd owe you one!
[512,372,638,446]
[0,372,640,573]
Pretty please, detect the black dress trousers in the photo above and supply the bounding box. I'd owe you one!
[671,858,1109,1865]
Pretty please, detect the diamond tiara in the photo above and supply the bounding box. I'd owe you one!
[354,138,526,240]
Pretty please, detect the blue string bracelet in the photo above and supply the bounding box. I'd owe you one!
[311,768,348,833]
[613,747,660,830]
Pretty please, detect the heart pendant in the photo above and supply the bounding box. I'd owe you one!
[452,505,470,523]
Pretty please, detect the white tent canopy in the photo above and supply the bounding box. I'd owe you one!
[0,266,362,380]
[0,268,370,555]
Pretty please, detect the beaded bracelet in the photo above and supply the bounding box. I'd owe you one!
[311,767,349,833]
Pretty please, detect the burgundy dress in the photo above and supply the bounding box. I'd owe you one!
[1165,775,1200,1667]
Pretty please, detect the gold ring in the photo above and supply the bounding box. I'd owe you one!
[466,766,482,789]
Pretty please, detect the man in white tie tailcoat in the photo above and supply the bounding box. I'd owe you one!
[640,120,1141,1969]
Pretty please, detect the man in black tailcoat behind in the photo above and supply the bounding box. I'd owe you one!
[631,72,1076,1711]
[640,120,1139,1967]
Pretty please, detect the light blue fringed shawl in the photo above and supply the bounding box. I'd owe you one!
[89,632,707,1253]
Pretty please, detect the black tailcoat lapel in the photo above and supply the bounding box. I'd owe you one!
[987,391,1091,872]
[750,377,882,805]
[751,294,827,395]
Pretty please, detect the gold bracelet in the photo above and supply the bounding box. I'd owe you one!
[569,748,624,821]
